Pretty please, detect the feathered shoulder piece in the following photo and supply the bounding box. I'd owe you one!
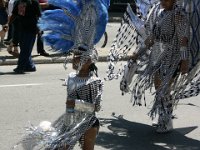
[38,0,110,54]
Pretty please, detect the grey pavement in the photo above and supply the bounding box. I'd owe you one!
[0,63,200,150]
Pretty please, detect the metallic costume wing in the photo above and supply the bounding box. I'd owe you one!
[106,1,159,80]
[136,0,159,18]
[171,0,200,100]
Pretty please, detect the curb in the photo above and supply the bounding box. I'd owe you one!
[108,13,123,23]
[109,17,122,23]
[0,56,130,66]
[0,56,109,66]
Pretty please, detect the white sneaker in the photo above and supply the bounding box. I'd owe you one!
[156,115,173,133]
[152,115,159,127]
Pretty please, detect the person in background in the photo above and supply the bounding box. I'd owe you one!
[37,0,49,57]
[0,0,8,48]
[4,0,14,44]
[6,0,20,57]
[11,0,41,73]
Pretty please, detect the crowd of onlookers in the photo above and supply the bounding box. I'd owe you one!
[0,0,51,73]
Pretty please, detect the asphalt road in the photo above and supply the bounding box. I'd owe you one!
[0,63,200,150]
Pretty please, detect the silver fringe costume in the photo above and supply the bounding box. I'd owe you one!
[50,72,103,149]
[107,0,200,132]
[16,74,103,150]
[14,0,109,149]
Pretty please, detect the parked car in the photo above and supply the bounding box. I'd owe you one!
[109,0,136,13]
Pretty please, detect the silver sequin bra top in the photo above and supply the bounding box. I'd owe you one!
[66,72,103,104]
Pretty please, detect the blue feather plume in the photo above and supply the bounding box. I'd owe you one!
[38,0,110,52]
[48,0,81,16]
[38,0,109,53]
[94,0,109,44]
[43,32,74,52]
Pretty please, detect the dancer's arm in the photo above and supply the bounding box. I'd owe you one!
[131,35,154,61]
[175,11,190,74]
[94,80,103,112]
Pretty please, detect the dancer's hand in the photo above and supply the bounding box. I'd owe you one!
[130,53,138,61]
[180,60,189,74]
[66,100,75,108]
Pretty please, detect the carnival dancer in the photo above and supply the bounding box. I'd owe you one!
[14,0,109,149]
[62,49,103,150]
[131,0,190,133]
[107,0,200,133]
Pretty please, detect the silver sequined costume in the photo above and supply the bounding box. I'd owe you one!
[107,0,200,132]
[16,73,103,150]
[49,72,103,149]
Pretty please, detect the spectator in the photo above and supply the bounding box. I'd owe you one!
[11,0,41,73]
[37,0,61,57]
[7,0,20,57]
[4,0,14,43]
[36,0,49,56]
[0,0,8,48]
[37,30,49,56]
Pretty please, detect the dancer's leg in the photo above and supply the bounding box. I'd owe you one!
[82,127,99,150]
[154,72,173,133]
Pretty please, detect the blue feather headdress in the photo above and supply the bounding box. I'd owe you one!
[38,0,109,54]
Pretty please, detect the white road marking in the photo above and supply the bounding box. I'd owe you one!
[0,83,43,88]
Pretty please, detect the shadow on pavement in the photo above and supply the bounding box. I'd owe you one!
[97,115,199,150]
[0,71,26,75]
[0,55,17,60]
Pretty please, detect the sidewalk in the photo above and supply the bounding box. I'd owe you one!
[0,45,111,66]
[0,12,123,66]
